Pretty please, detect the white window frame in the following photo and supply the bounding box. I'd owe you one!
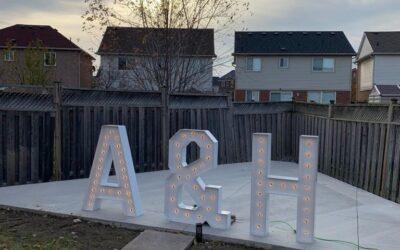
[269,91,293,102]
[246,57,262,72]
[44,52,56,66]
[307,91,336,104]
[312,58,335,72]
[4,51,15,62]
[279,57,289,69]
[246,90,260,102]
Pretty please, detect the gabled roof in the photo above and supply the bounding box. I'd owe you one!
[98,27,215,57]
[1,24,78,49]
[373,84,400,97]
[365,32,400,53]
[221,70,235,80]
[0,24,94,59]
[234,31,355,55]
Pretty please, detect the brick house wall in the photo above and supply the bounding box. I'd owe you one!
[336,91,351,104]
[234,88,351,104]
[260,90,269,102]
[0,49,93,88]
[293,91,307,102]
[234,89,245,102]
[80,53,94,88]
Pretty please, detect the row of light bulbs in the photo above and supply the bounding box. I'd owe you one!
[251,135,317,240]
[86,129,136,214]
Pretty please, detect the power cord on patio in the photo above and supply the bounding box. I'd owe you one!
[270,220,379,250]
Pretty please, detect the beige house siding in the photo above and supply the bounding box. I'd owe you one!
[235,56,352,91]
[357,36,373,60]
[359,58,374,91]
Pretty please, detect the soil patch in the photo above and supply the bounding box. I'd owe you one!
[0,208,284,250]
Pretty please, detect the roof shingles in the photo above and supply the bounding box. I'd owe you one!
[98,27,215,57]
[365,32,400,53]
[234,31,355,55]
[0,24,79,49]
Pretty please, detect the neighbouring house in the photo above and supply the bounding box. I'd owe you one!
[351,68,357,103]
[212,70,235,93]
[355,32,400,102]
[96,27,215,92]
[0,24,94,88]
[233,31,355,104]
[369,84,400,103]
[218,70,235,93]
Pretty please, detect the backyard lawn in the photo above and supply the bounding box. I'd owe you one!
[0,208,272,250]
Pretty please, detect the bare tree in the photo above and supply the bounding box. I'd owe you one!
[83,0,250,92]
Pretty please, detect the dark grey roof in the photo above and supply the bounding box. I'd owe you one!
[221,70,235,80]
[234,31,355,55]
[365,32,400,53]
[375,84,400,97]
[98,27,215,57]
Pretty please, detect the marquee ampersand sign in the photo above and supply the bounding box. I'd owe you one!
[164,129,231,230]
[82,125,143,217]
[250,133,319,243]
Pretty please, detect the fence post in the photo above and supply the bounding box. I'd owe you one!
[226,92,236,163]
[53,81,62,180]
[161,86,170,170]
[381,100,395,198]
[323,101,334,175]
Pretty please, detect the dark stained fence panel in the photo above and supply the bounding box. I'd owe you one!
[0,110,54,186]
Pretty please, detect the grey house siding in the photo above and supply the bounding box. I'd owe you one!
[98,55,213,91]
[235,56,352,91]
[374,55,400,84]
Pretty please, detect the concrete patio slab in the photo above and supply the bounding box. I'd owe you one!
[0,162,399,250]
[122,230,193,250]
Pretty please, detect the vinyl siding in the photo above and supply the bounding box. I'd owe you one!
[359,58,374,91]
[235,56,352,91]
[358,36,373,59]
[99,55,213,91]
[374,55,400,84]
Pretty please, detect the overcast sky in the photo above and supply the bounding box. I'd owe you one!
[1,0,400,76]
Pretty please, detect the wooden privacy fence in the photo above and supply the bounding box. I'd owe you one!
[293,103,400,203]
[0,86,399,204]
[0,110,54,185]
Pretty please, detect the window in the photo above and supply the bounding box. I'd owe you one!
[270,91,293,102]
[246,90,260,102]
[44,52,56,66]
[118,57,127,70]
[4,51,14,61]
[307,91,336,104]
[246,57,261,71]
[312,58,334,72]
[279,57,289,68]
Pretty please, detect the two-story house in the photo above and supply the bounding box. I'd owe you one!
[0,24,94,88]
[96,27,215,92]
[356,32,400,103]
[233,31,355,104]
